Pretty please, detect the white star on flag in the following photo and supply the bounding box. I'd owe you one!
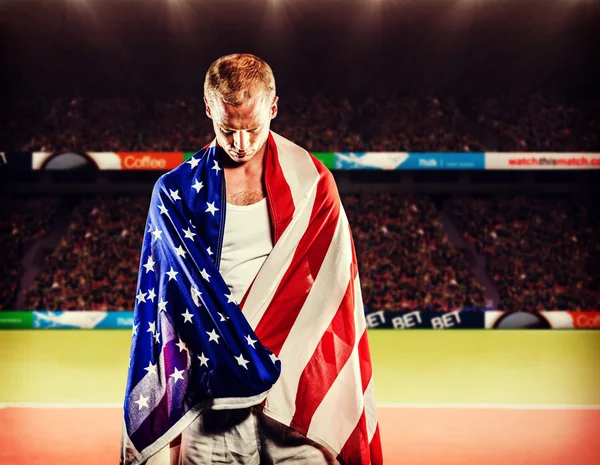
[143,256,155,273]
[188,157,200,169]
[183,227,197,241]
[136,290,147,304]
[151,228,163,241]
[147,321,156,334]
[192,179,204,193]
[158,203,169,215]
[181,308,194,323]
[269,353,279,364]
[206,329,220,344]
[144,362,157,376]
[212,160,221,174]
[198,353,209,367]
[147,288,156,302]
[205,202,219,216]
[245,335,257,349]
[191,287,202,306]
[189,219,197,229]
[200,268,211,282]
[217,312,229,322]
[175,245,187,259]
[147,223,153,233]
[225,293,236,304]
[206,247,214,256]
[235,354,250,370]
[175,338,188,353]
[166,267,179,281]
[132,324,139,337]
[170,367,185,383]
[154,331,161,344]
[158,299,168,312]
[169,189,181,201]
[134,393,149,410]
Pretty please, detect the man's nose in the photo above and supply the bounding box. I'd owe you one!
[233,131,249,151]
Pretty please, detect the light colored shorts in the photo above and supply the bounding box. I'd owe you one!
[178,407,338,465]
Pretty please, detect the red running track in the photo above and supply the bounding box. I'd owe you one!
[0,407,598,465]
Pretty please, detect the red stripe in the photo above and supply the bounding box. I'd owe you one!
[357,329,372,392]
[264,132,295,245]
[369,424,383,465]
[240,133,294,310]
[290,262,356,434]
[254,159,340,354]
[337,410,371,465]
[339,330,381,464]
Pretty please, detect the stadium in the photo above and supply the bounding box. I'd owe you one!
[1,0,599,464]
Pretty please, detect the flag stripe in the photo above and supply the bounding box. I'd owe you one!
[364,379,378,442]
[290,260,358,434]
[271,133,322,221]
[369,425,383,465]
[337,410,371,465]
[242,184,318,328]
[306,275,367,452]
[253,164,341,354]
[241,137,320,325]
[261,211,351,425]
[264,132,296,245]
[357,330,372,393]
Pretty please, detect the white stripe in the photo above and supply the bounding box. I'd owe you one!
[244,183,318,326]
[2,402,599,410]
[355,274,379,443]
[271,132,318,211]
[263,212,352,424]
[307,274,367,452]
[364,378,378,442]
[244,134,320,324]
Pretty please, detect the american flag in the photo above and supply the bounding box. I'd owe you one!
[121,132,382,465]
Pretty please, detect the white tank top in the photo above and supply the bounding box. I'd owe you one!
[219,198,273,304]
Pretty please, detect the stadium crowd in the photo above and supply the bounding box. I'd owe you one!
[343,193,487,312]
[7,91,597,153]
[0,196,59,310]
[1,192,596,312]
[452,195,600,311]
[23,196,148,311]
[472,92,599,152]
[2,90,598,313]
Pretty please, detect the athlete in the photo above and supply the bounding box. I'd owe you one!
[122,54,381,465]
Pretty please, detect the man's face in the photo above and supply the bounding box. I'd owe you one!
[204,93,278,165]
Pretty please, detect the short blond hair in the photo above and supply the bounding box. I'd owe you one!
[204,53,276,107]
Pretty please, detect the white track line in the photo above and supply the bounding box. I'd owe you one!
[378,403,600,410]
[0,402,122,409]
[1,402,599,410]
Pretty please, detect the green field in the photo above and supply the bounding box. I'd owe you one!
[1,329,599,405]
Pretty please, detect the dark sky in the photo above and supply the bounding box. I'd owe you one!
[3,0,600,97]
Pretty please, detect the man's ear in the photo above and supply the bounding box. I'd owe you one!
[270,96,279,120]
[204,96,213,119]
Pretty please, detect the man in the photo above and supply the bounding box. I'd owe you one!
[121,54,382,465]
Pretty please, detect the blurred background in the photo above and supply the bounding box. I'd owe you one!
[1,0,599,464]
[2,0,599,317]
